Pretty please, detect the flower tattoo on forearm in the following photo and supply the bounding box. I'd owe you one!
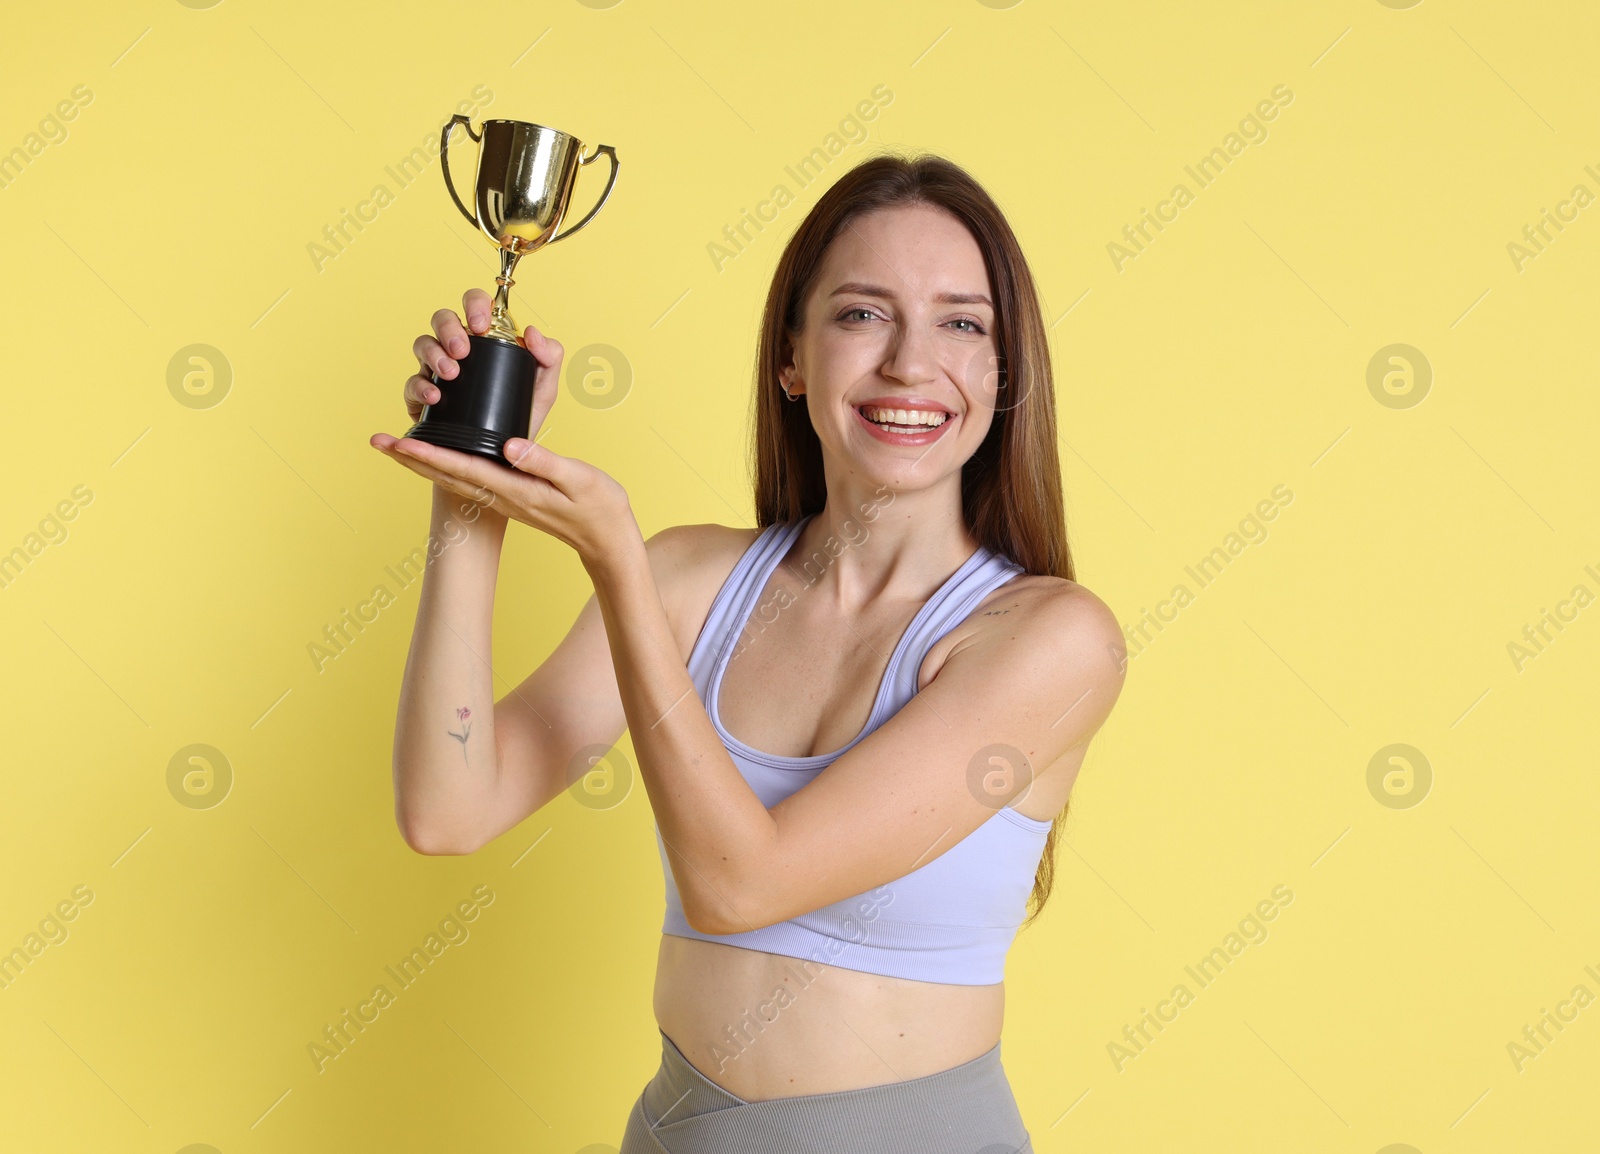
[447,706,473,765]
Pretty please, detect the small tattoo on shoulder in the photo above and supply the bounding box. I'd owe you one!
[447,706,473,764]
[982,608,1011,616]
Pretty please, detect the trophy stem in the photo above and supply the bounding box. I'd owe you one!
[486,247,524,346]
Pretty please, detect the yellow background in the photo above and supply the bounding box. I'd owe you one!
[2,0,1596,1150]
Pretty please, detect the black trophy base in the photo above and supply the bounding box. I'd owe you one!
[403,333,536,466]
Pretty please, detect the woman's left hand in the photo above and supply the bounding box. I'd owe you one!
[372,319,639,569]
[369,428,637,571]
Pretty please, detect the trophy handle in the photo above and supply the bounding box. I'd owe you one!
[550,143,619,243]
[440,114,482,229]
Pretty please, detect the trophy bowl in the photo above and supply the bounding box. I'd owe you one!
[404,116,618,464]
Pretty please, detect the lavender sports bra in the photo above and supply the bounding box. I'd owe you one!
[653,513,1053,986]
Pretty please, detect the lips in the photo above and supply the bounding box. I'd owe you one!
[852,403,956,445]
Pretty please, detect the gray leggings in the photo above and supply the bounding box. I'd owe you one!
[619,1028,1033,1153]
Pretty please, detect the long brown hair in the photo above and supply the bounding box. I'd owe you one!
[747,151,1075,926]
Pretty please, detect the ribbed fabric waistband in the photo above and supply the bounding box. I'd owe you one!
[619,1028,1032,1153]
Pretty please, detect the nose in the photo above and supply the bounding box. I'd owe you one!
[881,316,938,387]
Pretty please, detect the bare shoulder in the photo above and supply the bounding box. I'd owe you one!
[940,573,1126,689]
[991,574,1121,641]
[642,521,762,586]
[642,522,765,659]
[938,575,1127,766]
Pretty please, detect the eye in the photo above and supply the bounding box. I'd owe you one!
[948,317,987,335]
[838,307,877,323]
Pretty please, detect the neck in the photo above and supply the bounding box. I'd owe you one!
[788,476,978,610]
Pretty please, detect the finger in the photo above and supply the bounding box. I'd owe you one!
[373,431,486,486]
[403,373,440,419]
[430,307,473,361]
[393,436,532,509]
[413,332,461,383]
[521,326,566,437]
[463,288,493,335]
[502,436,577,498]
[379,439,504,506]
[521,325,565,373]
[525,360,561,440]
[377,441,472,492]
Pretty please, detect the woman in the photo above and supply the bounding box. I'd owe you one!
[372,153,1126,1152]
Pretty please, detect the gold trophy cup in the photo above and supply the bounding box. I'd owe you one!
[404,116,619,463]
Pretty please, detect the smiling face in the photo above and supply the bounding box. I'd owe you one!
[781,202,1001,490]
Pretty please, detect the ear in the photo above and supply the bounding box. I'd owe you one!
[778,349,803,397]
[777,330,804,396]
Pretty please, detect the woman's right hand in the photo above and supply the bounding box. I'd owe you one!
[405,288,495,422]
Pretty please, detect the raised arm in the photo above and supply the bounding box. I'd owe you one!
[387,511,737,855]
[381,289,635,855]
[387,480,634,855]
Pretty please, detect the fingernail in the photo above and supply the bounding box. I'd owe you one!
[439,360,456,378]
[452,338,469,355]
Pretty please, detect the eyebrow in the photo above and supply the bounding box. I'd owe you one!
[827,281,993,308]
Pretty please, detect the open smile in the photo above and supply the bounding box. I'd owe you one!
[852,402,956,445]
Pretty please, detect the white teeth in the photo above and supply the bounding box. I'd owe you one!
[860,405,948,428]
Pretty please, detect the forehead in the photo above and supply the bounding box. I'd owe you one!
[814,203,991,303]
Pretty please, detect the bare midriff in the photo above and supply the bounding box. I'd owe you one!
[652,934,1005,1101]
